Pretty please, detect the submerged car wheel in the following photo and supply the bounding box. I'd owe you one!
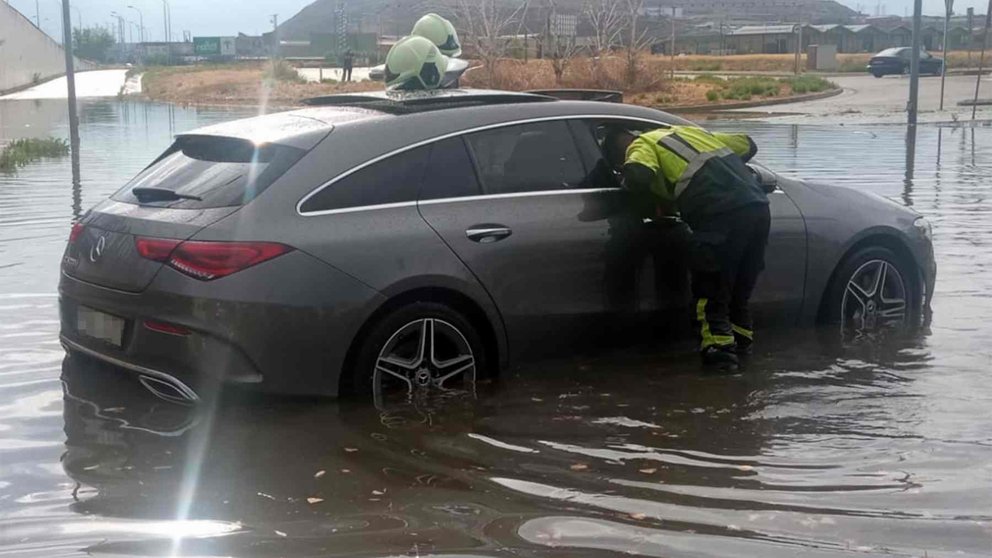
[351,302,483,405]
[827,246,915,338]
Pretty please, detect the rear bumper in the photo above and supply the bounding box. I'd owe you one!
[58,250,385,397]
[60,335,201,402]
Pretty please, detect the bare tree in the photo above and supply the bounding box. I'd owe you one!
[546,1,581,85]
[454,0,529,87]
[583,0,624,62]
[621,0,654,88]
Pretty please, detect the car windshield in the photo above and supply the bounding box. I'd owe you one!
[111,135,305,209]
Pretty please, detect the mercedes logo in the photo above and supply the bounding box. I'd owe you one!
[89,235,107,263]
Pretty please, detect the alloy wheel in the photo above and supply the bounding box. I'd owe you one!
[841,259,908,337]
[373,318,476,403]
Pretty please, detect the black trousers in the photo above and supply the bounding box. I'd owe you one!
[688,203,771,350]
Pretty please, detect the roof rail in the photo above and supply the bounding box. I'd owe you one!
[525,89,624,103]
[300,89,556,113]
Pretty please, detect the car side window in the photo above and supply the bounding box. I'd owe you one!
[419,137,482,201]
[569,119,668,190]
[300,145,430,213]
[464,121,587,195]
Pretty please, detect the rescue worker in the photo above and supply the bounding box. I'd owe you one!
[605,126,770,371]
[342,50,354,82]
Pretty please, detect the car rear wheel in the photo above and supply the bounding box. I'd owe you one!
[826,246,916,339]
[350,302,484,405]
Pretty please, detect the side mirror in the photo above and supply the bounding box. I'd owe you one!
[749,163,778,193]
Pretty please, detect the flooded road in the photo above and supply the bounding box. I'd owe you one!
[1,99,991,557]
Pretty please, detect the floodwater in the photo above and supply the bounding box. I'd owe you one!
[1,98,991,557]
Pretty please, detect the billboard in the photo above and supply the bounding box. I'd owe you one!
[194,37,236,56]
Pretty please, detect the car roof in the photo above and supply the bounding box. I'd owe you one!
[181,89,688,151]
[876,47,906,56]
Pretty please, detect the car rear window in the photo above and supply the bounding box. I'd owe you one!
[112,135,306,208]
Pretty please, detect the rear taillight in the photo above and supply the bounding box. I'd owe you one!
[143,319,191,336]
[136,237,293,281]
[69,222,85,243]
[135,237,182,262]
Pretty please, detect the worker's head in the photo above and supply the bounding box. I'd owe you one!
[384,35,449,90]
[411,13,462,57]
[603,128,638,170]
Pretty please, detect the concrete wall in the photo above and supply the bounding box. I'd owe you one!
[0,2,95,94]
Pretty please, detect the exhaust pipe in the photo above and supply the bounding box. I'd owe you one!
[139,374,199,405]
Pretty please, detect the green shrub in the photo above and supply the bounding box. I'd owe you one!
[693,74,726,85]
[264,59,304,83]
[724,77,779,99]
[0,137,70,173]
[782,75,835,94]
[705,89,720,102]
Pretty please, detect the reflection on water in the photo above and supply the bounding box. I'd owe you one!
[1,99,991,557]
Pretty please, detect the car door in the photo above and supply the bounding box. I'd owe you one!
[417,121,633,358]
[568,118,693,338]
[746,167,807,324]
[571,119,807,330]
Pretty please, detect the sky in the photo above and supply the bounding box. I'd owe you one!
[6,0,990,40]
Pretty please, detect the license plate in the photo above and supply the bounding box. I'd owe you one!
[76,306,125,347]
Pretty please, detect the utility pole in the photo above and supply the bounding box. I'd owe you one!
[972,0,992,120]
[670,6,676,79]
[35,0,40,27]
[60,0,79,185]
[907,0,923,128]
[940,0,953,110]
[794,23,803,74]
[967,7,974,65]
[271,14,279,59]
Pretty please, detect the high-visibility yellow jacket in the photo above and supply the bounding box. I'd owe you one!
[624,125,767,224]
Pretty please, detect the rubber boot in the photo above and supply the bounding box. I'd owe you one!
[700,345,739,373]
[734,333,753,356]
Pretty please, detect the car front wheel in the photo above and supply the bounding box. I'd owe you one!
[826,246,916,339]
[350,302,484,405]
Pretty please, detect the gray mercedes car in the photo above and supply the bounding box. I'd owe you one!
[59,89,936,403]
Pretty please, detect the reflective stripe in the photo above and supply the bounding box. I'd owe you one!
[731,324,754,340]
[658,134,699,161]
[697,299,713,349]
[673,147,734,199]
[697,299,735,349]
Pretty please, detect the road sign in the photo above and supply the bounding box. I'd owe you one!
[220,37,236,56]
[194,37,221,55]
[194,36,236,56]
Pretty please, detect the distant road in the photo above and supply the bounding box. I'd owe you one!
[730,73,992,124]
[0,70,131,100]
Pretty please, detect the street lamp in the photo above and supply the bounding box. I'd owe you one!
[50,0,64,41]
[110,11,126,44]
[161,0,171,43]
[127,5,144,43]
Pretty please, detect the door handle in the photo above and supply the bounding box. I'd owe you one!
[466,226,512,243]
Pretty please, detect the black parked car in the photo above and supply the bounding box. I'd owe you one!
[867,47,944,77]
[59,89,936,403]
